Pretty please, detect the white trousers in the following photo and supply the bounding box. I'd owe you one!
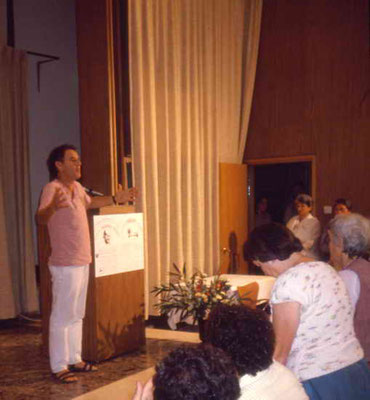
[49,265,89,373]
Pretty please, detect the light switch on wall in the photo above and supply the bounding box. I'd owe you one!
[323,205,332,214]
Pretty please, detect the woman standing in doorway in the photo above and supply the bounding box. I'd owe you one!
[286,194,321,259]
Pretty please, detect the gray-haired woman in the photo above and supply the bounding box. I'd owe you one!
[328,213,370,363]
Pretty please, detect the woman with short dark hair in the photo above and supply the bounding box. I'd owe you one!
[244,223,370,400]
[132,344,240,400]
[286,194,321,258]
[204,303,308,399]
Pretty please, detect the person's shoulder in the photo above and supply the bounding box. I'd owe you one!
[339,268,358,280]
[280,261,325,280]
[305,214,319,223]
[42,180,59,191]
[271,360,297,377]
[298,260,332,271]
[286,215,298,226]
[304,261,341,281]
[271,362,309,398]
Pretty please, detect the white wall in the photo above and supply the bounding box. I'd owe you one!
[13,0,80,257]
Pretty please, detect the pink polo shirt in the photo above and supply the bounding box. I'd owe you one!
[39,180,92,266]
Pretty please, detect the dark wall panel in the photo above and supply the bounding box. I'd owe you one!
[76,0,114,195]
[245,0,370,222]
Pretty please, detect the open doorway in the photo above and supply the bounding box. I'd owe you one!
[246,156,316,273]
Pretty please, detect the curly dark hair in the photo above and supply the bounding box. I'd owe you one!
[244,222,303,262]
[153,344,240,400]
[46,144,77,181]
[204,304,275,376]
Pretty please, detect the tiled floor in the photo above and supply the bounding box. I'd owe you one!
[0,318,198,400]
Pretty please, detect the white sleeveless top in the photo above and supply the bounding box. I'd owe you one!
[271,261,363,381]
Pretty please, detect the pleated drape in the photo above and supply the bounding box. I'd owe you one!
[0,46,39,318]
[128,0,262,314]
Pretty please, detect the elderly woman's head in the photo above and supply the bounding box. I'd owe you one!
[328,213,370,261]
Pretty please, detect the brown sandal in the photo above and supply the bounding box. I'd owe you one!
[69,361,97,373]
[52,370,78,384]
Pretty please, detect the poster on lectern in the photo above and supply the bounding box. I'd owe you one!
[93,213,144,277]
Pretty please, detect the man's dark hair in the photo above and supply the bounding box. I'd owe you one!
[153,344,240,400]
[244,222,303,262]
[46,144,77,181]
[204,304,275,376]
[295,193,313,207]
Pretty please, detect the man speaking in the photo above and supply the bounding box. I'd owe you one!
[37,144,137,383]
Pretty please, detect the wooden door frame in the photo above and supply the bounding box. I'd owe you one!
[245,155,317,231]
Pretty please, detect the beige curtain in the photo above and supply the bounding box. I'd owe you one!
[217,0,262,163]
[0,46,39,318]
[129,0,262,313]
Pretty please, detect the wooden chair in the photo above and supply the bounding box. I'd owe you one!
[237,282,259,309]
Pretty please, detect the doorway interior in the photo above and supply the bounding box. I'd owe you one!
[246,156,315,273]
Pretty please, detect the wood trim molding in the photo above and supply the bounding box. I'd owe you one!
[107,0,118,193]
[246,155,317,214]
[246,155,316,165]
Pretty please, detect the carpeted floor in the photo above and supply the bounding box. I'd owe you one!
[0,317,199,400]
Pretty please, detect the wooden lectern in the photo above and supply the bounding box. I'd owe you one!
[37,205,145,362]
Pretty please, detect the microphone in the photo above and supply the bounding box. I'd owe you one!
[83,186,105,197]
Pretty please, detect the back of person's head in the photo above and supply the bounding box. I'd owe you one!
[244,222,303,263]
[47,144,77,181]
[328,213,370,259]
[204,304,275,377]
[153,344,240,400]
[295,193,313,207]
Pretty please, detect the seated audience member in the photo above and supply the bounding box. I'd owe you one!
[286,194,321,258]
[328,213,370,363]
[255,196,272,227]
[245,223,370,400]
[132,344,240,400]
[204,303,308,400]
[320,197,353,264]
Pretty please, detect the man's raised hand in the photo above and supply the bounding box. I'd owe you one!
[114,184,139,204]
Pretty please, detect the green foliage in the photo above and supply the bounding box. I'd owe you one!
[151,263,240,322]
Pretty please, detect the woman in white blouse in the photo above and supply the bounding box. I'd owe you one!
[286,194,321,258]
[244,223,370,400]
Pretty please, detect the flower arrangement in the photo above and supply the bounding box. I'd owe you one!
[151,264,239,322]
